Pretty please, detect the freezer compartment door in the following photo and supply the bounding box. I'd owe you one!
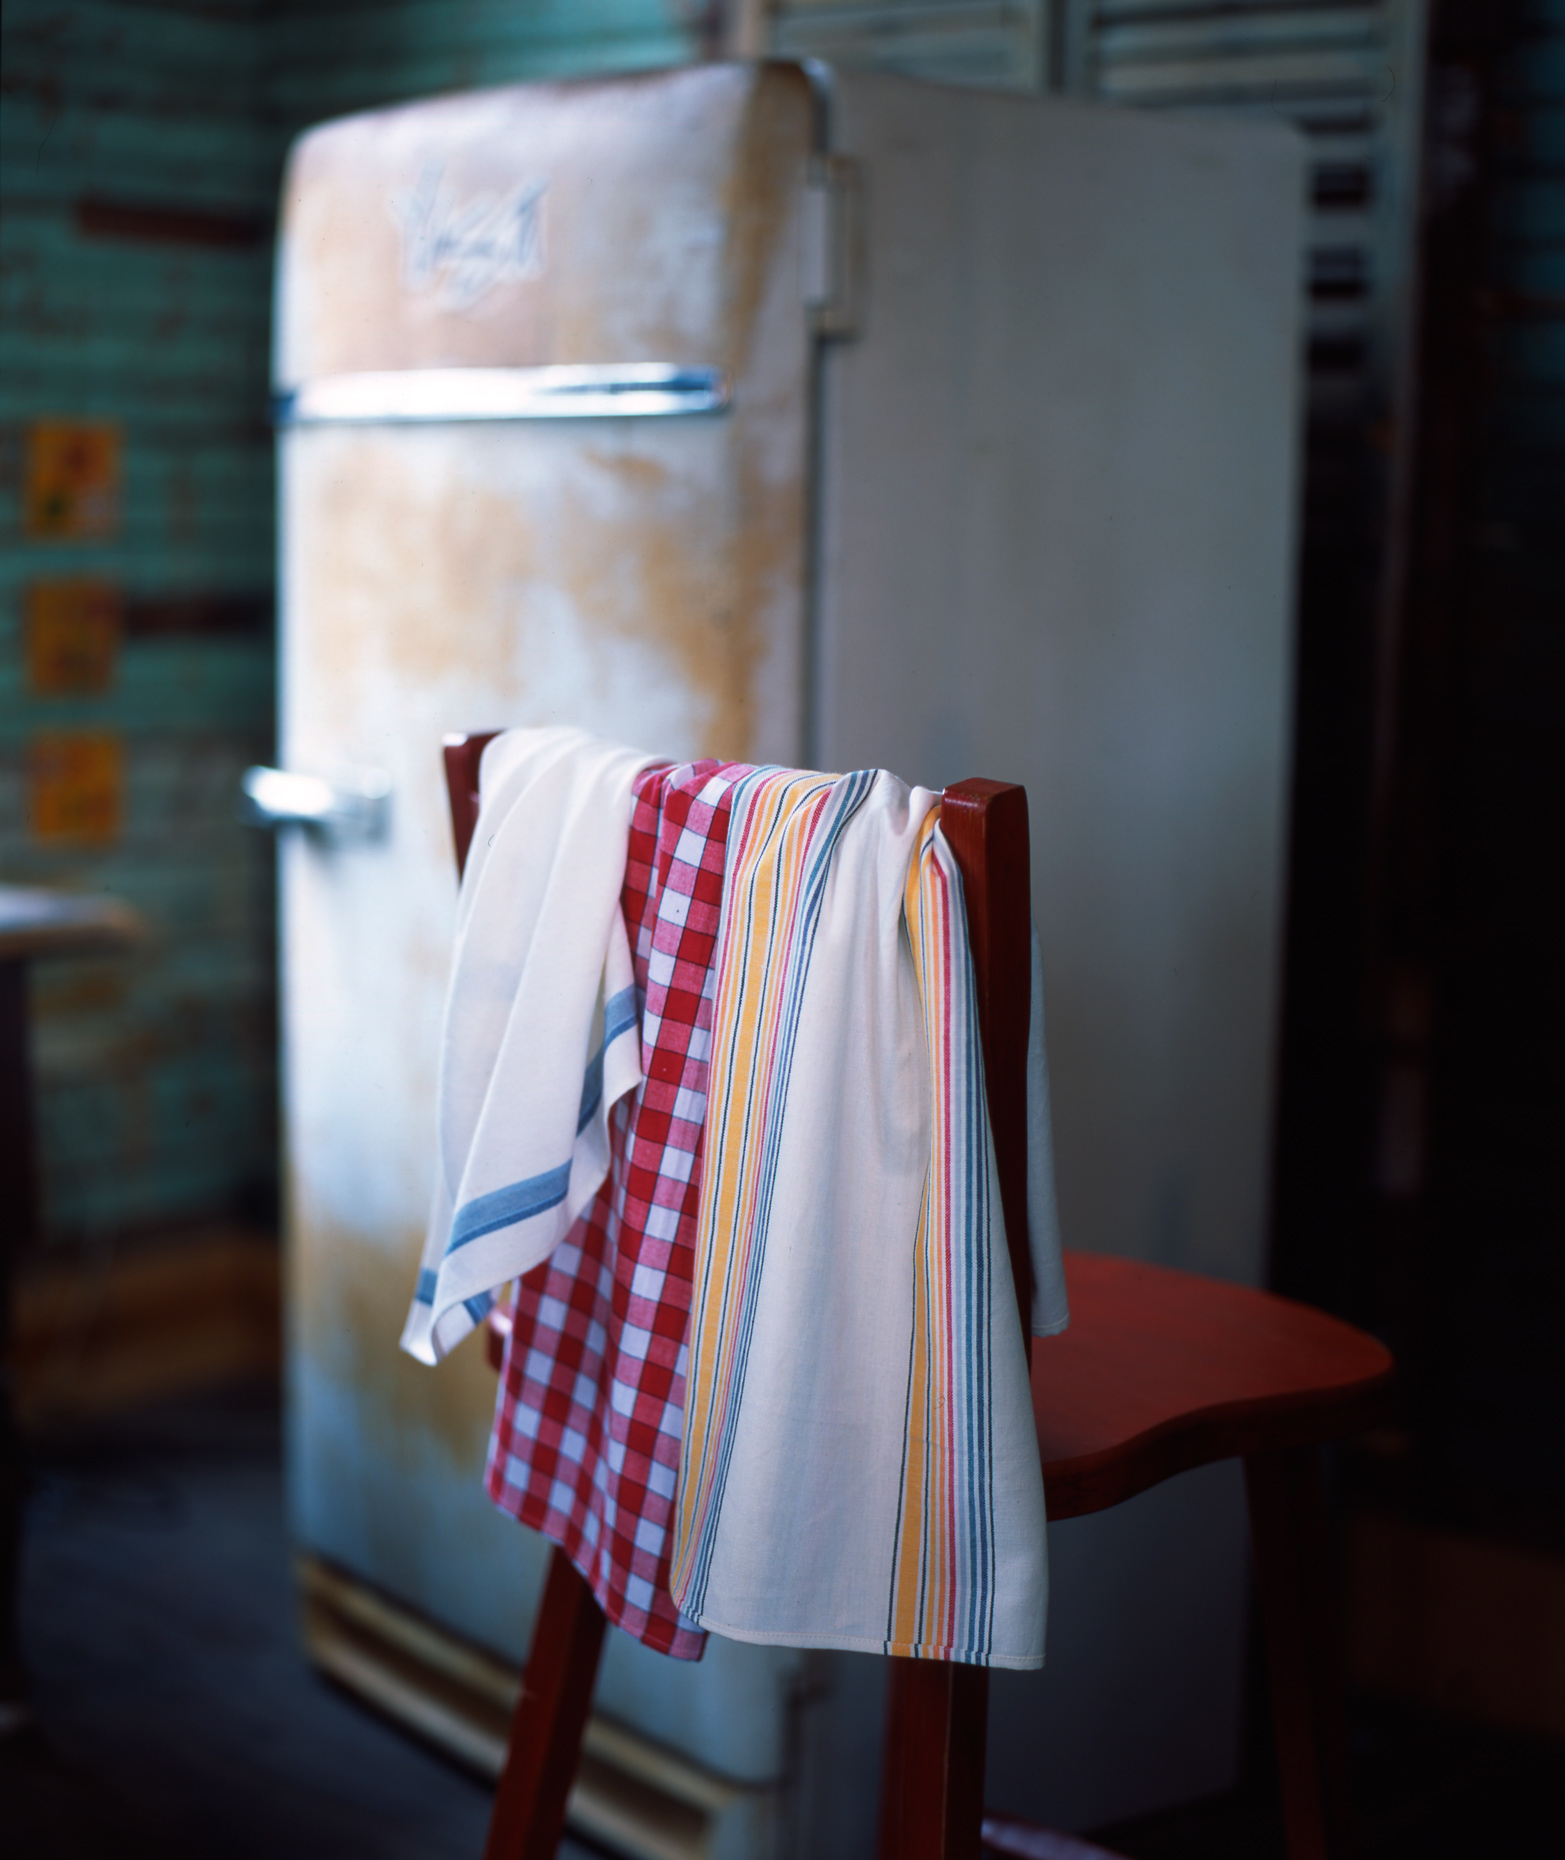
[276,62,816,388]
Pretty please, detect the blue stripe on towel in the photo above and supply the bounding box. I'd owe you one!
[604,984,638,1047]
[448,1162,571,1254]
[576,985,641,1134]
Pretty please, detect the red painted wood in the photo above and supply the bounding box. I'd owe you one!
[482,1545,608,1860]
[878,1657,990,1860]
[443,730,501,880]
[1246,1447,1355,1860]
[939,779,1034,1349]
[879,780,1027,1860]
[1034,1251,1394,1522]
[485,1305,510,1374]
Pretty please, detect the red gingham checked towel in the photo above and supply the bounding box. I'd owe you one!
[484,758,753,1659]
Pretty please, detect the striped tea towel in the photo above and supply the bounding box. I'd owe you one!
[670,767,1064,1668]
[402,727,660,1365]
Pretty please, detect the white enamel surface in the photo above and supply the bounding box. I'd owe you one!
[278,62,817,1789]
[816,77,1304,1292]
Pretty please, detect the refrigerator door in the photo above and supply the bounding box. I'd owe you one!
[815,75,1305,1831]
[275,61,824,1820]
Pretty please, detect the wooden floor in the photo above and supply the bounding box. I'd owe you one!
[4,1385,603,1860]
[5,1384,1559,1860]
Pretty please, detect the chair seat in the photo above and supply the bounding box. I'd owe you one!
[1035,1250,1394,1521]
[489,1248,1394,1522]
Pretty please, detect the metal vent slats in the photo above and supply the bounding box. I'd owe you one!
[769,1,1046,91]
[1087,0,1426,443]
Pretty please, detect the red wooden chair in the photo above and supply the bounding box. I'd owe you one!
[441,733,1392,1860]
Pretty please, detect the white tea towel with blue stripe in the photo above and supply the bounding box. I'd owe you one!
[402,726,660,1365]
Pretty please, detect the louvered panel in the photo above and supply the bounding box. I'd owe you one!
[1095,3,1384,68]
[1099,48,1381,102]
[1095,0,1341,15]
[768,0,1047,91]
[1084,0,1426,446]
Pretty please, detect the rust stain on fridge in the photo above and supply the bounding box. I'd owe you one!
[293,1219,494,1474]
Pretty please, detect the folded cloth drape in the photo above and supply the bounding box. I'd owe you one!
[670,767,1066,1669]
[408,731,1068,1668]
[486,756,752,1659]
[402,727,660,1366]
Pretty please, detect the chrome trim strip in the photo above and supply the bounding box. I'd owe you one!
[273,364,730,426]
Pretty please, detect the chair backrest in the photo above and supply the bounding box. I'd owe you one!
[442,730,498,880]
[440,731,1035,1351]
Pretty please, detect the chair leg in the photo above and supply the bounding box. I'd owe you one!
[877,1656,990,1860]
[483,1545,607,1860]
[1245,1446,1356,1860]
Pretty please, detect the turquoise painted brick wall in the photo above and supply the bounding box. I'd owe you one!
[0,0,278,1240]
[265,0,696,128]
[1,0,696,1245]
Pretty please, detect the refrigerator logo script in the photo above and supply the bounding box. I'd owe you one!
[390,163,547,311]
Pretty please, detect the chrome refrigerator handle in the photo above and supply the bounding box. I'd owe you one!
[272,364,730,426]
[804,154,863,340]
[239,766,391,841]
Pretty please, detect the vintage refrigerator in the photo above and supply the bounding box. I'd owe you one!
[259,59,1304,1859]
